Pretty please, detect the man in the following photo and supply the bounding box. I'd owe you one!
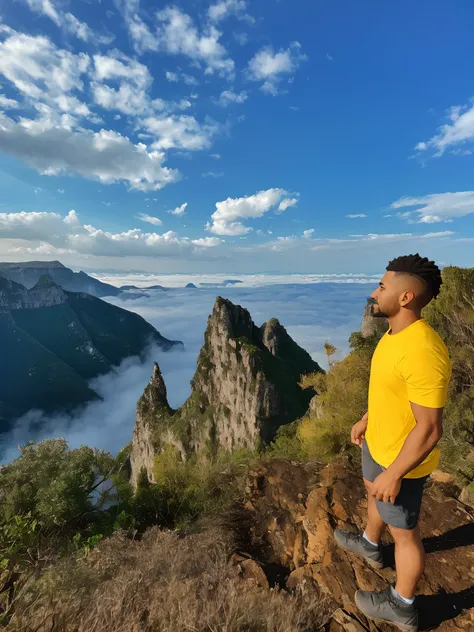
[334,253,451,632]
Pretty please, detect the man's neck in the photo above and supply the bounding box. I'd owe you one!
[387,311,422,335]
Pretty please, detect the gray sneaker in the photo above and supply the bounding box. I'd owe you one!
[333,529,383,569]
[355,586,418,632]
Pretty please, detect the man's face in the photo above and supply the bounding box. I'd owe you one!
[370,271,404,318]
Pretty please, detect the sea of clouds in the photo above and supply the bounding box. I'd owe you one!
[1,280,376,463]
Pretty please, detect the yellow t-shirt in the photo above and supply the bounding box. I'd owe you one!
[365,318,451,479]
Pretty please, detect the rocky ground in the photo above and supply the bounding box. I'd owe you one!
[233,455,474,631]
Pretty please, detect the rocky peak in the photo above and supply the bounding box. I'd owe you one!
[361,298,388,338]
[130,297,323,488]
[142,362,170,411]
[260,318,282,357]
[26,275,67,308]
[0,275,66,311]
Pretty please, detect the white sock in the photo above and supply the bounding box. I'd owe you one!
[362,531,379,547]
[391,586,415,605]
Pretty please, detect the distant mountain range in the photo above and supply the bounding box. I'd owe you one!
[0,275,182,432]
[0,260,137,298]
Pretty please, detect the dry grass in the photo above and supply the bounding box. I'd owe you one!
[7,526,329,632]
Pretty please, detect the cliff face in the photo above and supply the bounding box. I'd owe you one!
[0,276,182,432]
[0,276,66,312]
[130,297,323,488]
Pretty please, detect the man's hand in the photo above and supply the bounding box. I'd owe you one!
[370,470,402,504]
[351,414,368,447]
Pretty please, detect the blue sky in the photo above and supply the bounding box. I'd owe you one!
[0,0,473,274]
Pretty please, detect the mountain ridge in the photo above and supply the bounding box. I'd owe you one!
[0,276,183,432]
[0,260,122,298]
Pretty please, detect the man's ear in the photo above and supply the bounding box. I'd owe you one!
[400,290,416,307]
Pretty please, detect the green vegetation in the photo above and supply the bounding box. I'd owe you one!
[269,338,372,462]
[0,437,256,623]
[422,266,474,483]
[0,313,98,429]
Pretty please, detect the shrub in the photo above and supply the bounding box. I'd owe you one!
[9,528,330,632]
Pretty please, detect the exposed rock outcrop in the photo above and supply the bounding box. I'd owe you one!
[361,298,388,338]
[130,297,323,488]
[0,275,66,311]
[237,456,474,631]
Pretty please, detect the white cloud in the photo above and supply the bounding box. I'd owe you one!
[154,7,235,78]
[303,229,315,238]
[0,209,223,258]
[136,212,162,225]
[91,51,153,116]
[208,0,254,24]
[62,12,93,41]
[391,192,474,223]
[127,15,158,55]
[0,31,90,102]
[0,111,180,191]
[277,197,298,213]
[202,171,224,178]
[326,53,333,61]
[57,188,65,193]
[247,42,307,95]
[415,101,474,157]
[165,70,199,86]
[0,94,19,109]
[94,52,151,86]
[308,231,456,251]
[168,202,188,216]
[0,209,76,241]
[206,188,298,235]
[216,90,247,107]
[143,114,219,151]
[25,0,94,41]
[211,153,221,159]
[346,214,367,218]
[0,29,227,189]
[191,236,222,247]
[25,0,60,25]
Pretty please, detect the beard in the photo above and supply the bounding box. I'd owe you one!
[371,303,388,318]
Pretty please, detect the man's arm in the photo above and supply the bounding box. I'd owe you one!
[370,404,443,503]
[387,403,443,479]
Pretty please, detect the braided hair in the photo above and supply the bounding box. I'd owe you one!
[386,253,442,305]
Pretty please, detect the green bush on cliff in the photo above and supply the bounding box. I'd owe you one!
[0,439,133,583]
[149,447,256,528]
[270,338,373,461]
[422,266,474,480]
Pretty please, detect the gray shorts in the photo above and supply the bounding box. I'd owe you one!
[362,440,428,530]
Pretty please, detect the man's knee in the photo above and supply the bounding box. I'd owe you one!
[389,524,422,544]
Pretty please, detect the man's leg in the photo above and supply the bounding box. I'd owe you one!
[389,524,425,600]
[364,478,386,544]
[333,478,385,569]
